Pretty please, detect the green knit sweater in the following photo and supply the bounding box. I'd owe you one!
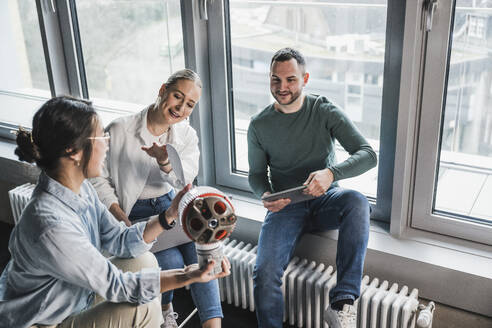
[247,94,377,198]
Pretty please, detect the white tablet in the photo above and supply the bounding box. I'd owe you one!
[261,185,316,204]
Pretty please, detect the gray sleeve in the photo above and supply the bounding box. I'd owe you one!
[247,123,272,198]
[327,106,378,181]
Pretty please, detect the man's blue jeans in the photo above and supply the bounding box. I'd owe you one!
[129,190,223,323]
[253,186,370,328]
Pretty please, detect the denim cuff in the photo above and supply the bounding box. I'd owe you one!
[136,267,161,304]
[197,305,224,323]
[330,293,356,305]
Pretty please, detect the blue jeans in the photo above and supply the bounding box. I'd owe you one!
[129,190,223,323]
[253,187,370,328]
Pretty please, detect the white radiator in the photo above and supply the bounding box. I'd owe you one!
[8,183,35,225]
[219,238,431,328]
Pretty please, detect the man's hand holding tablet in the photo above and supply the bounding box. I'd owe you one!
[303,168,334,197]
[260,168,335,212]
[261,191,292,213]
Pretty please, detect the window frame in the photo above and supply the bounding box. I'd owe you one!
[207,0,250,191]
[206,0,406,223]
[0,0,85,140]
[39,0,85,98]
[410,0,492,245]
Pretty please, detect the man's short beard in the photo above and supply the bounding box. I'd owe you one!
[272,90,302,106]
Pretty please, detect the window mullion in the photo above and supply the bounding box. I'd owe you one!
[181,0,217,186]
[390,0,427,237]
[53,0,85,98]
[208,0,250,191]
[36,0,71,96]
[372,0,406,223]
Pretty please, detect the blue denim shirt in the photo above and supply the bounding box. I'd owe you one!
[0,172,160,328]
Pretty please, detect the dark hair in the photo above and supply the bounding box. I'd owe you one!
[15,96,98,175]
[270,47,306,70]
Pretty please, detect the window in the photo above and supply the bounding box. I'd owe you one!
[3,0,488,244]
[76,0,185,117]
[210,0,389,203]
[412,0,492,244]
[0,0,51,129]
[0,0,186,134]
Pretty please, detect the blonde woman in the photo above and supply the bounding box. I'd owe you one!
[91,69,224,328]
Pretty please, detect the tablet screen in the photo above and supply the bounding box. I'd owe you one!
[261,185,316,204]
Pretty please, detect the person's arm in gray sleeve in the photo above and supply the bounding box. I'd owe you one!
[327,106,378,181]
[247,123,272,198]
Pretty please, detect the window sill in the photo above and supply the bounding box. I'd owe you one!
[0,138,19,161]
[228,189,492,277]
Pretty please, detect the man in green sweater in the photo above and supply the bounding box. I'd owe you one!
[248,48,377,328]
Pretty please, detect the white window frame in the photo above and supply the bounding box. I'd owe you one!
[409,0,492,245]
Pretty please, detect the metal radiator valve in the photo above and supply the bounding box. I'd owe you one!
[417,301,435,328]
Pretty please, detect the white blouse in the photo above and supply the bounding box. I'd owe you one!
[90,106,200,251]
[139,127,170,200]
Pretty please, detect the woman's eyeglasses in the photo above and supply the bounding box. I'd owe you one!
[88,132,110,142]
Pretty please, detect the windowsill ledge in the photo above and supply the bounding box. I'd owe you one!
[229,190,492,278]
[231,193,492,278]
[0,138,19,161]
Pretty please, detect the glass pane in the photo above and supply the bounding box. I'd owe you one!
[228,0,386,198]
[0,0,51,127]
[434,1,492,222]
[76,0,185,121]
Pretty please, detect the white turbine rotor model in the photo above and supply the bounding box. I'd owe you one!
[178,186,236,274]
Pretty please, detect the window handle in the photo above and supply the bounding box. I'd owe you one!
[425,0,438,31]
[41,0,56,14]
[199,0,210,21]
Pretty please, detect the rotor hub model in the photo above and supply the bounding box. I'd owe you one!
[178,186,236,245]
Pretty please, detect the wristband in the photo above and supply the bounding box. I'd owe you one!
[158,160,170,167]
[159,210,176,230]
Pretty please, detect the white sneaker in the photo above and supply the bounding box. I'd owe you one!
[324,304,357,328]
[161,310,179,328]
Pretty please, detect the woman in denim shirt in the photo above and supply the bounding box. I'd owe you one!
[0,96,229,328]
